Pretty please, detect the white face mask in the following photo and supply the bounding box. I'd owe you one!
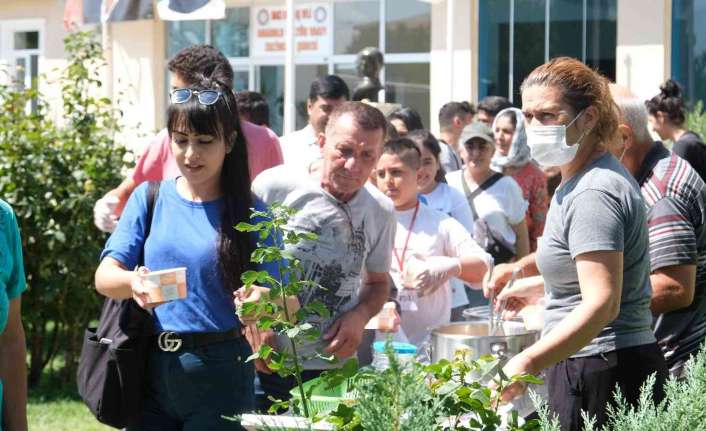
[526,110,589,167]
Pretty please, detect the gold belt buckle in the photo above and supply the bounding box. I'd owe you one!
[158,331,182,352]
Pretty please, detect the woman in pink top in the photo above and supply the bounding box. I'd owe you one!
[491,107,548,252]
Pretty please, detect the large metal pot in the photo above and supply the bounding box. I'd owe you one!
[430,321,539,364]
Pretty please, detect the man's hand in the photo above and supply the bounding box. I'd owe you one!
[234,285,270,325]
[94,195,120,233]
[323,307,369,359]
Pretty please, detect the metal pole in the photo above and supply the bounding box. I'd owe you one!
[508,0,514,103]
[283,0,296,135]
[447,0,455,100]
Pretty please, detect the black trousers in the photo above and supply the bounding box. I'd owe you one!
[546,342,668,431]
[256,369,324,413]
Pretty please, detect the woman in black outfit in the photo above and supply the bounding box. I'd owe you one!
[646,79,706,181]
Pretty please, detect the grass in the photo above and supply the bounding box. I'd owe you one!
[27,367,111,431]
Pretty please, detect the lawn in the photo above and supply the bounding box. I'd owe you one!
[27,369,111,431]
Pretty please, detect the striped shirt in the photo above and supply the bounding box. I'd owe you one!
[638,141,706,377]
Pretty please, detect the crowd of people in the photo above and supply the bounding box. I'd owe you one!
[3,43,706,431]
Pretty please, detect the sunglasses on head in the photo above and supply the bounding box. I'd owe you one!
[169,88,223,106]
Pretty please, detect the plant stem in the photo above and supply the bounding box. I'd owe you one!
[273,221,311,419]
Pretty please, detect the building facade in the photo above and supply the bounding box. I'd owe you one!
[0,0,699,142]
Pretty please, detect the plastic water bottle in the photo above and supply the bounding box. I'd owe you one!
[372,341,417,370]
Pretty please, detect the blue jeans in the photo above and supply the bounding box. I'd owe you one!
[128,338,255,431]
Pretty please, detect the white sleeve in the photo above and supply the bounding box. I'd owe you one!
[448,187,474,235]
[502,177,529,225]
[442,216,489,264]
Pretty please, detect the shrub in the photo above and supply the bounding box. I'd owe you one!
[0,31,129,386]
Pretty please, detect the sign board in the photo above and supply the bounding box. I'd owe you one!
[251,3,331,57]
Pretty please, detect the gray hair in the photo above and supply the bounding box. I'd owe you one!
[613,97,653,143]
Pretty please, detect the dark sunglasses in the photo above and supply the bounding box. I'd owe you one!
[169,88,222,105]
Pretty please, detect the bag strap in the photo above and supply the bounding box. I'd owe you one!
[461,172,504,221]
[138,181,160,266]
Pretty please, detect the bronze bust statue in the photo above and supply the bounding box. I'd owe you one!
[352,47,384,102]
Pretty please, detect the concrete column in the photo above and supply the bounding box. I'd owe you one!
[615,0,671,100]
[430,0,474,134]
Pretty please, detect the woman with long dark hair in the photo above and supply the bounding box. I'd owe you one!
[95,77,271,430]
[646,79,706,181]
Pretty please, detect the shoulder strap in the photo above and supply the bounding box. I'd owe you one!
[138,181,160,266]
[461,172,504,221]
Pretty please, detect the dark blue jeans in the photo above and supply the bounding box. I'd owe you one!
[128,338,255,431]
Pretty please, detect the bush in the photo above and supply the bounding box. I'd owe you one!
[686,100,706,141]
[0,31,129,386]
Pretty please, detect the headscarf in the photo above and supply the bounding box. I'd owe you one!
[490,107,532,169]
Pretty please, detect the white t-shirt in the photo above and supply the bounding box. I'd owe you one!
[391,202,489,347]
[279,124,321,171]
[421,182,474,308]
[446,170,528,246]
[252,165,396,369]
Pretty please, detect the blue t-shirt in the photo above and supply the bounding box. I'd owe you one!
[101,179,278,333]
[0,199,27,424]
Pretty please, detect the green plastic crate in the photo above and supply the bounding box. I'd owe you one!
[289,377,357,416]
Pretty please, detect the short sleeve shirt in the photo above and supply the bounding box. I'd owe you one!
[252,165,396,369]
[101,180,279,333]
[638,142,706,371]
[446,170,528,245]
[131,120,283,184]
[0,200,26,421]
[393,203,489,345]
[537,153,656,357]
[0,199,25,334]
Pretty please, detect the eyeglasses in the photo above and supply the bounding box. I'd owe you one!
[169,88,222,105]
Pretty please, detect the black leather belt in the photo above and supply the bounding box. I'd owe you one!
[157,328,241,352]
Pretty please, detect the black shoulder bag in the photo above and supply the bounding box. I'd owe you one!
[77,182,160,429]
[461,173,517,264]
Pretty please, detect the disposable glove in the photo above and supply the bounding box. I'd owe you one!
[412,255,462,297]
[93,195,120,233]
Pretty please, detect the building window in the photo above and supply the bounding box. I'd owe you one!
[0,19,44,112]
[478,0,616,103]
[334,1,379,55]
[672,0,706,107]
[165,2,432,135]
[212,7,249,58]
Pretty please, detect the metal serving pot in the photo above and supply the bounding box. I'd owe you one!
[430,321,539,364]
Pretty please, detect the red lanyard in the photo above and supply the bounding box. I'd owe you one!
[393,201,420,273]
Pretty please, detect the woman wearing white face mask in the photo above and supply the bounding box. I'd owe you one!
[485,57,667,430]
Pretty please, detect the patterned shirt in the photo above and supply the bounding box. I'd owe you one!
[506,162,548,252]
[638,141,706,376]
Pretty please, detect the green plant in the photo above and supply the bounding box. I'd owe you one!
[0,30,129,386]
[236,202,344,418]
[686,100,706,141]
[534,345,706,430]
[325,344,544,431]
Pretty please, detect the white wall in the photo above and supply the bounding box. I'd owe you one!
[109,19,166,151]
[615,0,671,100]
[430,0,474,134]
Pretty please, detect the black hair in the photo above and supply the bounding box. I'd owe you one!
[387,107,425,134]
[477,96,512,117]
[167,78,252,293]
[168,45,234,89]
[645,79,687,125]
[439,101,476,130]
[235,90,270,126]
[407,129,446,183]
[382,137,422,170]
[309,75,350,102]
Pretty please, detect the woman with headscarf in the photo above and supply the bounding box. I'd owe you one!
[492,108,549,251]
